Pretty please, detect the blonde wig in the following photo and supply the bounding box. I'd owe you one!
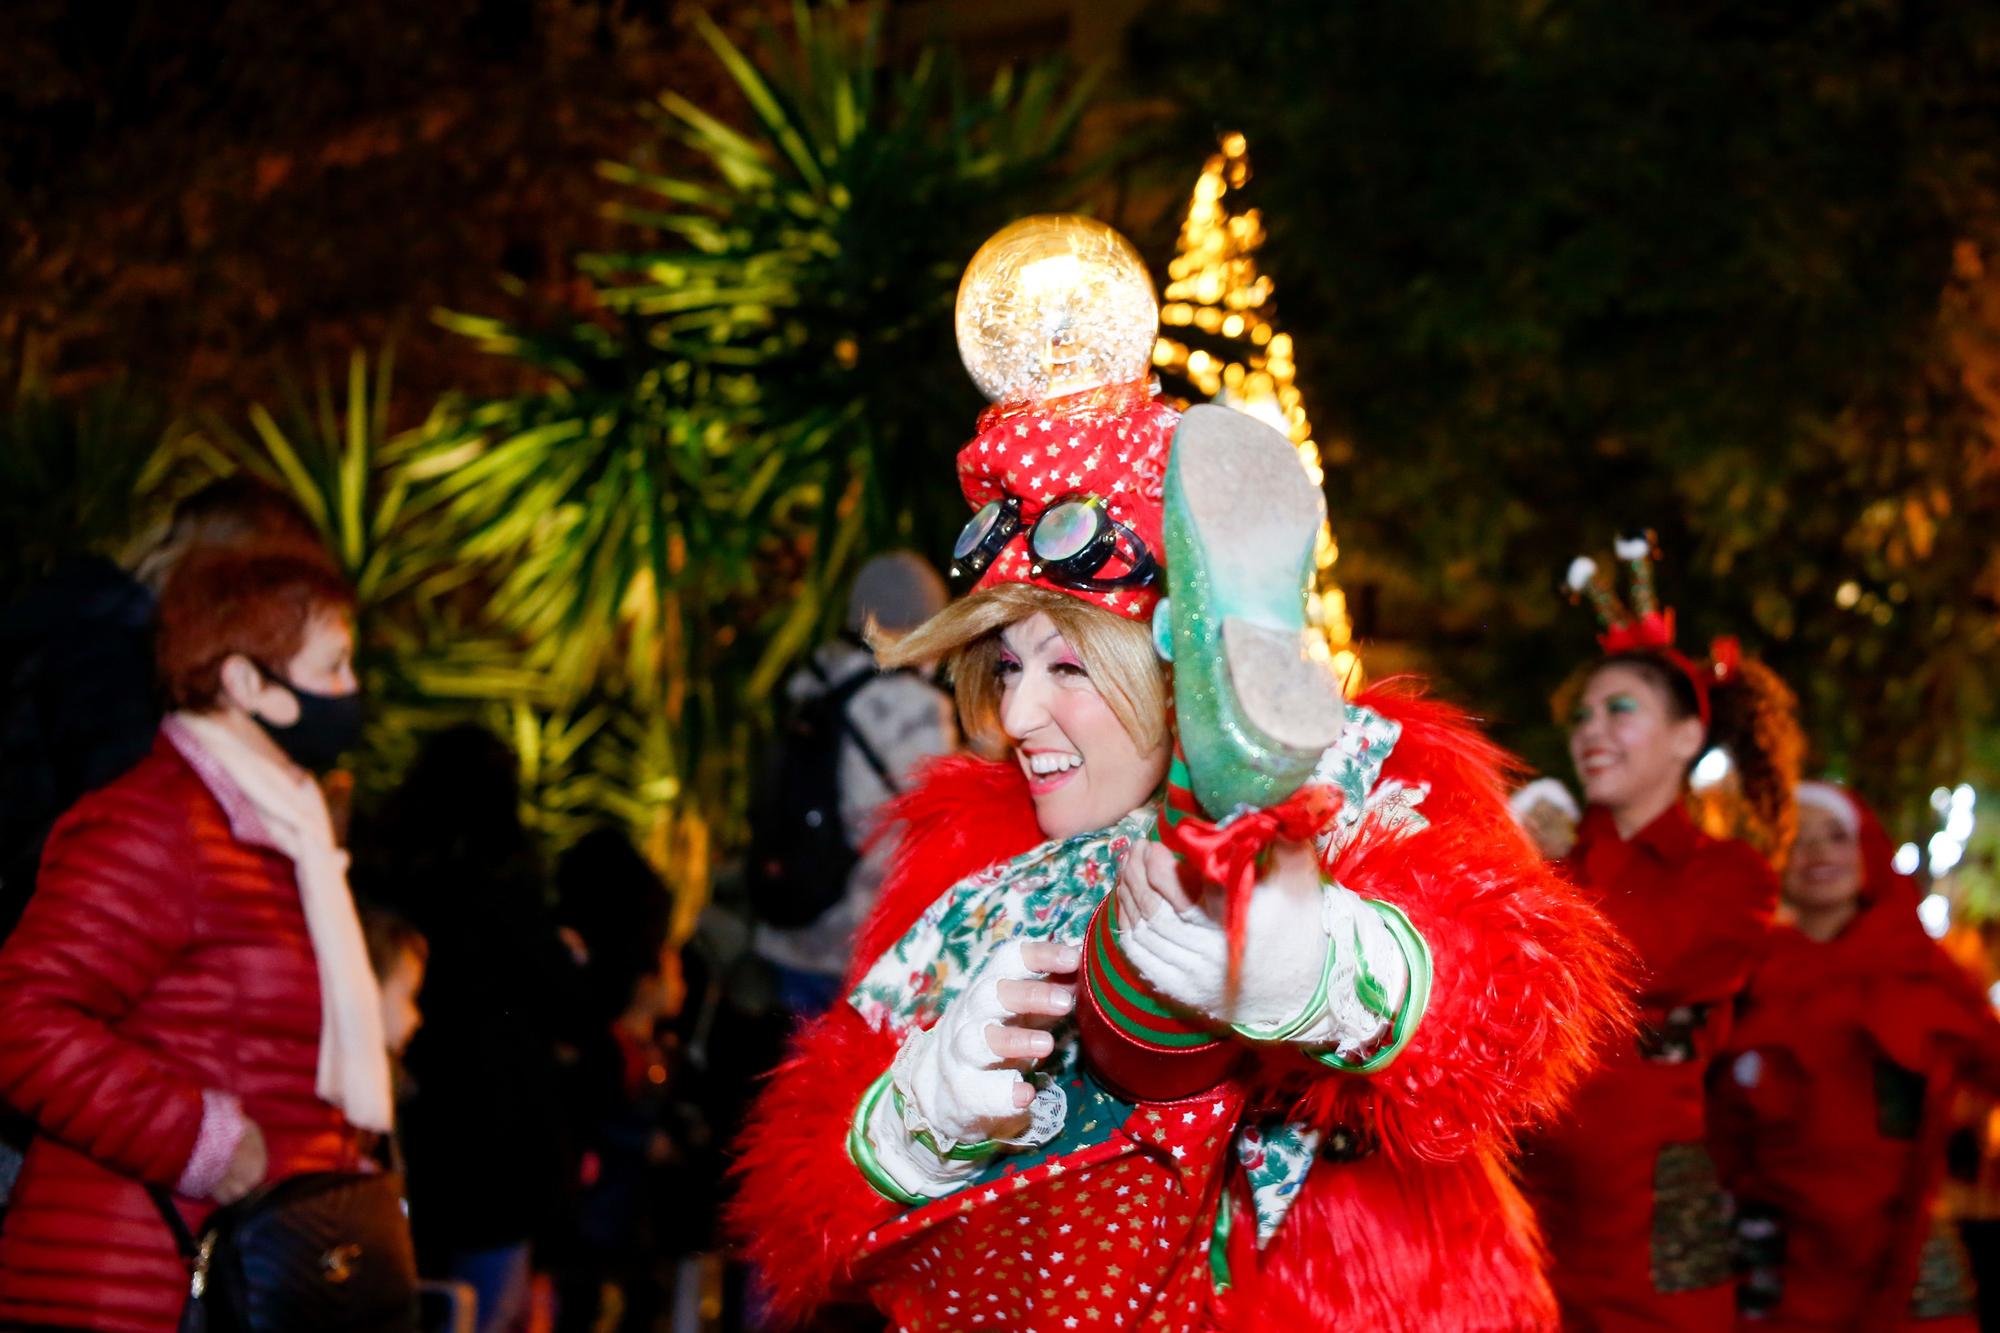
[874,583,1167,758]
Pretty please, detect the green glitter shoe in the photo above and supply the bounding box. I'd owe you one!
[1157,404,1347,817]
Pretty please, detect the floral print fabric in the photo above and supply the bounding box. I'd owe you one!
[848,706,1420,1268]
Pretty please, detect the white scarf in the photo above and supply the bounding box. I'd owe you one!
[175,713,394,1133]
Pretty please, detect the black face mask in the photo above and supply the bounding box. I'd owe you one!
[255,673,365,772]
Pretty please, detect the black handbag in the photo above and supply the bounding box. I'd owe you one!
[148,1165,419,1333]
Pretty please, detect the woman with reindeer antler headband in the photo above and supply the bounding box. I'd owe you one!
[729,216,1629,1331]
[1519,533,1804,1331]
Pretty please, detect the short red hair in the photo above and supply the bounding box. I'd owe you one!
[157,544,356,711]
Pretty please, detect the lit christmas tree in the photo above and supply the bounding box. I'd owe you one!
[1153,133,1359,687]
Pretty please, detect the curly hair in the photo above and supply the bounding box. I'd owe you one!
[1705,655,1803,866]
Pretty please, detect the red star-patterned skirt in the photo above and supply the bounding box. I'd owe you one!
[857,1085,1245,1332]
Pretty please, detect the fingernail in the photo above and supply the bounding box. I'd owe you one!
[1052,988,1074,1014]
[1029,1032,1054,1055]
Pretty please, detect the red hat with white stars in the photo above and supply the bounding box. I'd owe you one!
[953,378,1178,621]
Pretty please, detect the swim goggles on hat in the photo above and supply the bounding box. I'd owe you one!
[950,493,1159,594]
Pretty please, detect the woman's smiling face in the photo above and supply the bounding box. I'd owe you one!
[1785,804,1864,914]
[1568,662,1705,816]
[996,612,1169,840]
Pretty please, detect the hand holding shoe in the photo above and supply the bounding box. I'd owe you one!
[1114,838,1330,1031]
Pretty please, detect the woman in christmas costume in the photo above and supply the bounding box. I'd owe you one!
[729,218,1629,1332]
[1519,542,1801,1331]
[1711,781,2000,1330]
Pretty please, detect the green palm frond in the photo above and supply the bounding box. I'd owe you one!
[485,690,681,857]
[171,349,587,809]
[180,348,460,614]
[0,376,180,597]
[418,0,1106,834]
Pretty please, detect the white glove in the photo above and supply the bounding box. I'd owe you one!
[867,939,1069,1200]
[1117,839,1408,1053]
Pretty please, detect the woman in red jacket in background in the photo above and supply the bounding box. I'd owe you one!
[0,544,392,1333]
[1520,545,1801,1332]
[1712,781,2000,1330]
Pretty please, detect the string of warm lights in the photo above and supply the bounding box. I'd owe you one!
[1153,133,1359,688]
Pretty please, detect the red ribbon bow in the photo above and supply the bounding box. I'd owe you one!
[1155,785,1339,986]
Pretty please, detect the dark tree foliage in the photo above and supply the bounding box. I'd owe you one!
[1142,0,2000,831]
[0,0,734,408]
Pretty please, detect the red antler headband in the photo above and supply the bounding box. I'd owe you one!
[1564,531,1737,728]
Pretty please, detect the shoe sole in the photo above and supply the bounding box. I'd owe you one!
[1176,405,1346,755]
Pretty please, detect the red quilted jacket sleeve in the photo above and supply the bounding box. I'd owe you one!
[0,783,206,1185]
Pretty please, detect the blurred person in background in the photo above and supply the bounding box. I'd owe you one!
[0,543,393,1332]
[748,551,958,1016]
[354,723,570,1333]
[1520,564,1802,1331]
[0,474,321,940]
[365,908,488,1333]
[1936,916,2000,1332]
[550,827,704,1332]
[363,906,429,1068]
[1712,781,2000,1330]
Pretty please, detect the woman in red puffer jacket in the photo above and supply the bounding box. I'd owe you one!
[0,544,389,1333]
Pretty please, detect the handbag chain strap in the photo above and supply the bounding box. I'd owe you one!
[144,1129,402,1300]
[146,1184,218,1296]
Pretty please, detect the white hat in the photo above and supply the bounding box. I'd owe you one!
[1509,777,1580,824]
[1794,780,1860,837]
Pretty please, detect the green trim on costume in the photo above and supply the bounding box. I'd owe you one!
[1306,899,1433,1075]
[1101,897,1190,1021]
[846,1071,929,1206]
[1228,905,1336,1044]
[1351,919,1393,1021]
[1089,923,1225,1048]
[892,1085,1003,1163]
[1209,1193,1235,1292]
[1158,755,1199,838]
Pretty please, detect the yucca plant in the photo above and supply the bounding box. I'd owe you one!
[0,373,182,600]
[171,350,561,801]
[176,349,470,614]
[491,688,684,865]
[421,0,1105,847]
